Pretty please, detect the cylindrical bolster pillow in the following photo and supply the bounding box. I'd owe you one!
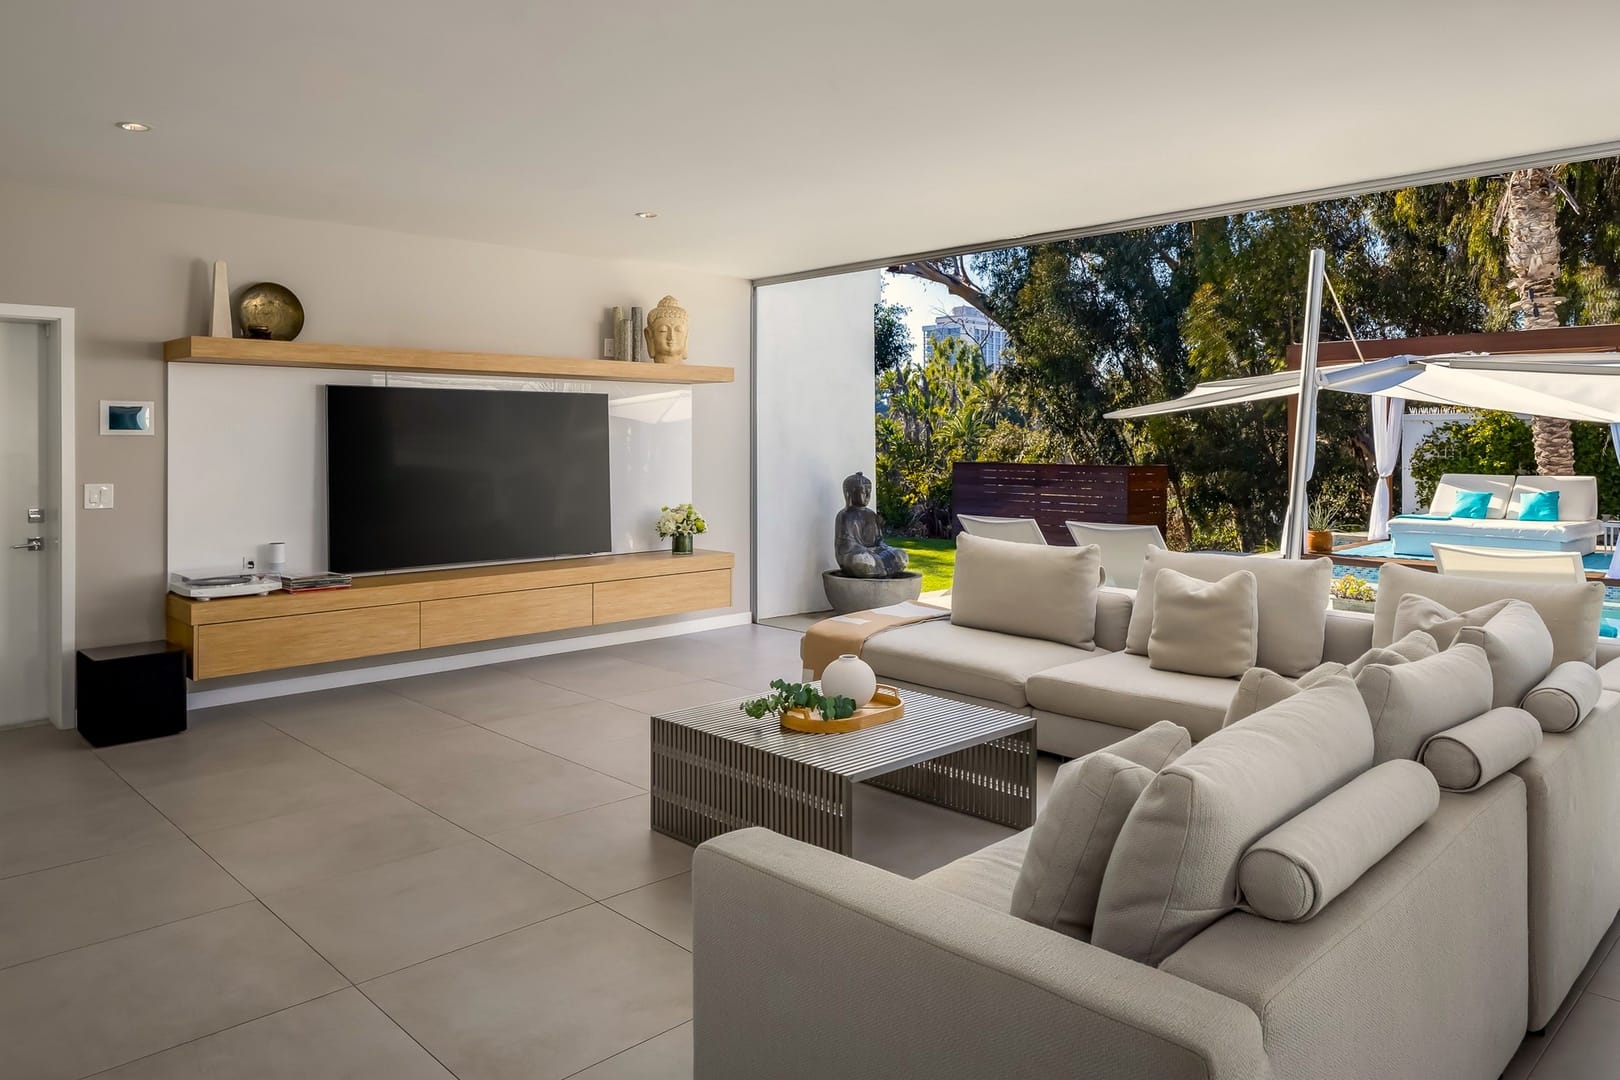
[1521,661,1603,733]
[1419,707,1544,792]
[1238,760,1439,922]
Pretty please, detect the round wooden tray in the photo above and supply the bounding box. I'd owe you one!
[779,685,904,734]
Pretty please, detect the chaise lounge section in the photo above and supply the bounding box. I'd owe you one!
[1387,473,1603,558]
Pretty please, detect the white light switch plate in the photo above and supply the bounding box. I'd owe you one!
[83,483,114,509]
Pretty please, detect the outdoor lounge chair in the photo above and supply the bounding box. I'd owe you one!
[1387,473,1603,557]
[1065,521,1166,588]
[956,515,1047,545]
[1433,543,1586,585]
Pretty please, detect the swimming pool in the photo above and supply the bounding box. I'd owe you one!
[1328,562,1620,637]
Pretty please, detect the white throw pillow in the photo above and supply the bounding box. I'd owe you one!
[1453,600,1556,709]
[1390,594,1512,649]
[950,533,1103,648]
[1091,674,1374,965]
[1147,568,1259,679]
[1354,643,1494,763]
[1126,548,1330,677]
[1372,561,1603,665]
[1222,662,1347,728]
[1521,661,1604,733]
[1343,629,1439,676]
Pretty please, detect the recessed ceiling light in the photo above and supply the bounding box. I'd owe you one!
[116,121,151,132]
[634,211,658,219]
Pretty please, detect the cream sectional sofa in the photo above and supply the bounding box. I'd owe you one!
[771,550,1620,1062]
[1387,473,1603,557]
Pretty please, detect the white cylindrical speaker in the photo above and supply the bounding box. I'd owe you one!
[265,541,287,577]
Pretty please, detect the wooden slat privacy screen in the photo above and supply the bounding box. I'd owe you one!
[951,463,1168,545]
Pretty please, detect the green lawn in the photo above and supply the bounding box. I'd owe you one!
[889,537,956,593]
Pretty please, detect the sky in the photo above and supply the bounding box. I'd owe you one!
[880,270,967,366]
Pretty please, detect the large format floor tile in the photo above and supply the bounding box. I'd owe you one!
[189,789,472,895]
[607,680,748,715]
[0,734,130,814]
[0,838,250,969]
[93,988,454,1080]
[247,684,470,752]
[324,725,550,791]
[603,873,692,951]
[501,654,696,700]
[489,795,692,900]
[477,698,648,754]
[363,905,691,1080]
[398,754,640,836]
[94,708,311,790]
[387,666,591,724]
[1527,991,1620,1078]
[0,787,182,879]
[136,752,385,834]
[0,902,343,1080]
[262,840,589,981]
[570,1022,692,1080]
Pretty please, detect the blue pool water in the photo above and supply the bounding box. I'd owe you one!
[1328,554,1620,637]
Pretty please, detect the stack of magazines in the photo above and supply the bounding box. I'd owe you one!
[281,572,353,593]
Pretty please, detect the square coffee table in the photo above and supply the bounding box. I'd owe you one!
[650,687,1035,855]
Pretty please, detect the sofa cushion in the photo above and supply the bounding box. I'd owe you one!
[1126,549,1330,677]
[1522,661,1604,733]
[1011,751,1153,939]
[1094,586,1134,653]
[950,533,1103,648]
[861,620,1095,709]
[1372,561,1604,665]
[1355,643,1494,763]
[1221,662,1346,728]
[1421,707,1543,793]
[1026,650,1239,741]
[1342,629,1439,676]
[1090,674,1374,965]
[1238,759,1439,922]
[1390,593,1512,648]
[1430,473,1514,519]
[1102,718,1196,771]
[1509,475,1598,522]
[1454,600,1556,708]
[1148,569,1259,678]
[1448,489,1492,518]
[1516,490,1560,521]
[915,830,1031,911]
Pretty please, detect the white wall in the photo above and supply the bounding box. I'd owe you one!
[1401,410,1473,513]
[167,366,692,575]
[0,180,752,651]
[754,271,880,618]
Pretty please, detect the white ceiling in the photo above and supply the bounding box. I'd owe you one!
[5,1,1620,280]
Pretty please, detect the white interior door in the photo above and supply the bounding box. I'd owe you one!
[1,320,49,726]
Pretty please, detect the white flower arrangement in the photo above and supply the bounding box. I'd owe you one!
[655,503,708,538]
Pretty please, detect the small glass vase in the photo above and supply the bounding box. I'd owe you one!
[671,533,694,555]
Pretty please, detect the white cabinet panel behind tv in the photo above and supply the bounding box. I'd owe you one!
[166,363,692,577]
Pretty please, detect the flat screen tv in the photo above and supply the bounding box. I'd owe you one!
[326,385,611,573]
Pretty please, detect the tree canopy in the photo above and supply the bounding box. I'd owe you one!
[884,158,1620,548]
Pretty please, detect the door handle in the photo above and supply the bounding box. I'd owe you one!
[11,537,43,551]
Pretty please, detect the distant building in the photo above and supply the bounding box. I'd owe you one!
[921,305,1009,368]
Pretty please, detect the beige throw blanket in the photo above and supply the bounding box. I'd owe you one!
[800,601,949,679]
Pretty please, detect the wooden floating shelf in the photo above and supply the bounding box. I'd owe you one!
[166,549,735,680]
[163,336,735,385]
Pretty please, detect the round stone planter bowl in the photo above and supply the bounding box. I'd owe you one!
[822,570,923,614]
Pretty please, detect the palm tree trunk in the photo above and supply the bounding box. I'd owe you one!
[1504,168,1576,474]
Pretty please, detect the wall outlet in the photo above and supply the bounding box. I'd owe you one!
[83,483,114,509]
[242,556,256,571]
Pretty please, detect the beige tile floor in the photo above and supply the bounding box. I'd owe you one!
[1,622,1616,1078]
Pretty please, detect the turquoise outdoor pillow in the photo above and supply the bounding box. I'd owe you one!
[1519,490,1560,521]
[1450,490,1492,518]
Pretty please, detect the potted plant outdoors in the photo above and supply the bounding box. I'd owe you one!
[656,503,707,555]
[1330,573,1377,613]
[1306,501,1339,554]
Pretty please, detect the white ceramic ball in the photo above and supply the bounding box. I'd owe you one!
[821,654,877,709]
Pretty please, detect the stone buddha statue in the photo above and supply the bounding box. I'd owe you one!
[645,295,689,364]
[835,472,910,579]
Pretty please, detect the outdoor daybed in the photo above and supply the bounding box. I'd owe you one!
[1387,473,1602,557]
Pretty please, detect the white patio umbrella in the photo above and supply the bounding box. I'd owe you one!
[1107,320,1620,555]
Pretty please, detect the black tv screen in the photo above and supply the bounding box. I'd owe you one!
[326,385,611,573]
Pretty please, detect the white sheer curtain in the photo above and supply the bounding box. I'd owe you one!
[1611,423,1620,465]
[1369,395,1404,541]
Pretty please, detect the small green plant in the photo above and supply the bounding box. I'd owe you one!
[1330,574,1377,602]
[740,679,857,722]
[1307,499,1340,532]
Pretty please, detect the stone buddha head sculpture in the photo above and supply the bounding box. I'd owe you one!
[843,471,873,509]
[645,295,689,364]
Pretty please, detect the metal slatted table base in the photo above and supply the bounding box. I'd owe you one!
[650,690,1035,856]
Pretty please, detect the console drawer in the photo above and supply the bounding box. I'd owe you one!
[194,604,421,679]
[420,584,593,648]
[593,569,732,624]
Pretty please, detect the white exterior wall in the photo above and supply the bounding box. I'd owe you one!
[754,272,880,618]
